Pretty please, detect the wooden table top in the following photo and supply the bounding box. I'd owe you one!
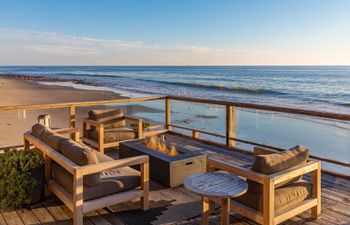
[183,171,248,198]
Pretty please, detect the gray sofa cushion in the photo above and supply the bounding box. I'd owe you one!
[32,123,69,152]
[88,127,136,143]
[88,109,126,129]
[40,130,69,152]
[32,123,48,139]
[51,163,140,201]
[60,140,100,186]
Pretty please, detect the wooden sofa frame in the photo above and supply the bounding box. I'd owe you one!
[82,115,144,154]
[24,128,149,225]
[206,148,321,225]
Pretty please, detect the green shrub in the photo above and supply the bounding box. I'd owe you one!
[0,149,44,209]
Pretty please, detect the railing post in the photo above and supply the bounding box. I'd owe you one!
[69,105,76,128]
[226,105,236,147]
[138,119,143,139]
[165,98,172,130]
[311,162,321,220]
[69,105,76,139]
[192,130,199,139]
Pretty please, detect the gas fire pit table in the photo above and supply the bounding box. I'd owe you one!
[119,134,207,187]
[184,171,248,225]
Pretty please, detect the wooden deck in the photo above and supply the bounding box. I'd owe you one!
[1,133,350,225]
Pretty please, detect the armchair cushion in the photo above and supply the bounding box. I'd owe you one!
[234,180,312,212]
[60,140,100,186]
[88,127,136,143]
[88,109,126,129]
[251,145,309,174]
[248,145,309,192]
[51,163,140,201]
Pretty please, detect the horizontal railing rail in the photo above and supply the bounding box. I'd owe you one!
[0,95,348,122]
[168,96,350,121]
[0,96,166,111]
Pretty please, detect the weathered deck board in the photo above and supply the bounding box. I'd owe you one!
[95,208,125,225]
[1,133,350,225]
[0,215,6,225]
[1,211,24,225]
[43,200,72,224]
[16,209,40,225]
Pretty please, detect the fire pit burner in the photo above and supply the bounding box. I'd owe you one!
[144,135,180,157]
[119,134,207,187]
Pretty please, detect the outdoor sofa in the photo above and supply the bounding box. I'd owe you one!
[24,123,149,225]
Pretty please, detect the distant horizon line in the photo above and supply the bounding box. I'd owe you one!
[0,64,350,67]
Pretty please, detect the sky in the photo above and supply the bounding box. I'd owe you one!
[0,0,349,66]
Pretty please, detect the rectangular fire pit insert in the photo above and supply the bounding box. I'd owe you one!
[119,135,207,187]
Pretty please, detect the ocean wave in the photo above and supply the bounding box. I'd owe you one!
[59,72,123,79]
[136,78,285,95]
[338,102,350,107]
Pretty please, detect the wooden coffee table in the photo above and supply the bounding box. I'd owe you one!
[184,171,248,225]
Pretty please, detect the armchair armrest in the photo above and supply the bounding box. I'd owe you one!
[82,118,102,127]
[269,160,320,185]
[54,127,79,135]
[53,127,80,142]
[124,115,143,122]
[124,115,143,138]
[79,155,149,175]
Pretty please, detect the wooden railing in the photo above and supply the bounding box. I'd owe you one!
[167,96,350,121]
[0,95,349,177]
[165,96,350,176]
[0,96,165,129]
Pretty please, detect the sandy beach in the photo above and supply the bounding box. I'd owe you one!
[0,77,125,107]
[0,78,156,148]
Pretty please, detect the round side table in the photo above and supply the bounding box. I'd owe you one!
[184,171,248,225]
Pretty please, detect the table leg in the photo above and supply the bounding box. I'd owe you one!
[202,196,210,225]
[221,198,230,225]
[209,199,215,214]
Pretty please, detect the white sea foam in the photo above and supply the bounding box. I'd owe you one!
[37,81,151,98]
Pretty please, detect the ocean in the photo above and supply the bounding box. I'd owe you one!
[0,66,349,114]
[0,66,349,172]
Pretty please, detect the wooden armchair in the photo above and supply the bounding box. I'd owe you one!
[207,147,321,225]
[24,124,149,225]
[82,111,144,153]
